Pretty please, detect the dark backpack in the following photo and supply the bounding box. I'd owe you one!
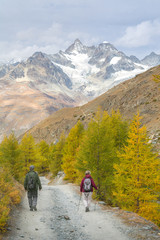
[83,177,92,192]
[28,173,36,190]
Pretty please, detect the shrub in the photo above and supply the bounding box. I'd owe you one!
[0,168,21,232]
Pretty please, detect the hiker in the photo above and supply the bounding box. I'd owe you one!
[80,170,97,212]
[24,165,42,211]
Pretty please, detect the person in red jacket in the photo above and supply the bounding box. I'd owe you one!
[80,170,97,212]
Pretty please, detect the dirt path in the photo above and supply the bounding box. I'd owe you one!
[3,177,160,240]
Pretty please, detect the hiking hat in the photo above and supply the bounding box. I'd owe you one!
[30,165,35,171]
[85,170,91,175]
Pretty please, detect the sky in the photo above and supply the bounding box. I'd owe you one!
[1,0,160,62]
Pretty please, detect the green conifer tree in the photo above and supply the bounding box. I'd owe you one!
[36,140,50,173]
[62,121,84,182]
[76,109,128,202]
[49,133,66,177]
[20,134,38,173]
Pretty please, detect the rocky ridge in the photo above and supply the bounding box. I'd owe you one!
[141,52,160,66]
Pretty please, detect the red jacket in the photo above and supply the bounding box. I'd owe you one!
[80,174,97,192]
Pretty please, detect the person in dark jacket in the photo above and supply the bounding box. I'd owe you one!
[80,170,97,212]
[24,165,42,211]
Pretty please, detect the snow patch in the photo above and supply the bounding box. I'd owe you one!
[16,69,31,83]
[134,63,149,70]
[110,57,121,65]
[114,68,148,82]
[100,58,106,62]
[53,53,100,88]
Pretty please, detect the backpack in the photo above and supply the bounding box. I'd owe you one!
[27,173,36,190]
[83,177,92,192]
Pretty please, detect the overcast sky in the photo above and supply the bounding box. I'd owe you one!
[1,0,160,62]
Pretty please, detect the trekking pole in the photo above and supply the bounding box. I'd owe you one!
[94,199,97,211]
[77,193,82,211]
[94,190,98,211]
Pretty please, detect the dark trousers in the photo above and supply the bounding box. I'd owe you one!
[27,189,38,208]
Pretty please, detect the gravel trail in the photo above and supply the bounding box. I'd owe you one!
[3,177,160,240]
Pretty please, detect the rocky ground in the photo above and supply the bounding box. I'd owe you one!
[2,176,160,240]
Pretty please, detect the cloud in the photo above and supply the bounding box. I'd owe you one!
[16,23,64,45]
[16,23,99,47]
[115,20,160,48]
[0,23,97,62]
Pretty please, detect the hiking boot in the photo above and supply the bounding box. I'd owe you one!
[30,207,33,211]
[34,207,37,211]
[85,207,89,212]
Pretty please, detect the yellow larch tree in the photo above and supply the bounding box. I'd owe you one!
[113,113,160,225]
[0,133,22,180]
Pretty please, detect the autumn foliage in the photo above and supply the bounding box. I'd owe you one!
[0,108,160,229]
[57,109,160,226]
[113,113,160,225]
[0,133,50,232]
[0,168,21,231]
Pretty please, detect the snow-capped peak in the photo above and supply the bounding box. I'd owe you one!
[98,42,118,53]
[65,39,86,54]
[102,41,109,44]
[47,39,151,98]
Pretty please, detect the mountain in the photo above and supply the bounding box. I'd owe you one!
[0,39,158,141]
[48,39,149,97]
[141,52,160,66]
[24,65,160,149]
[0,52,83,141]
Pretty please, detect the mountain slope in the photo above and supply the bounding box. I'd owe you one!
[25,65,160,146]
[0,52,81,141]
